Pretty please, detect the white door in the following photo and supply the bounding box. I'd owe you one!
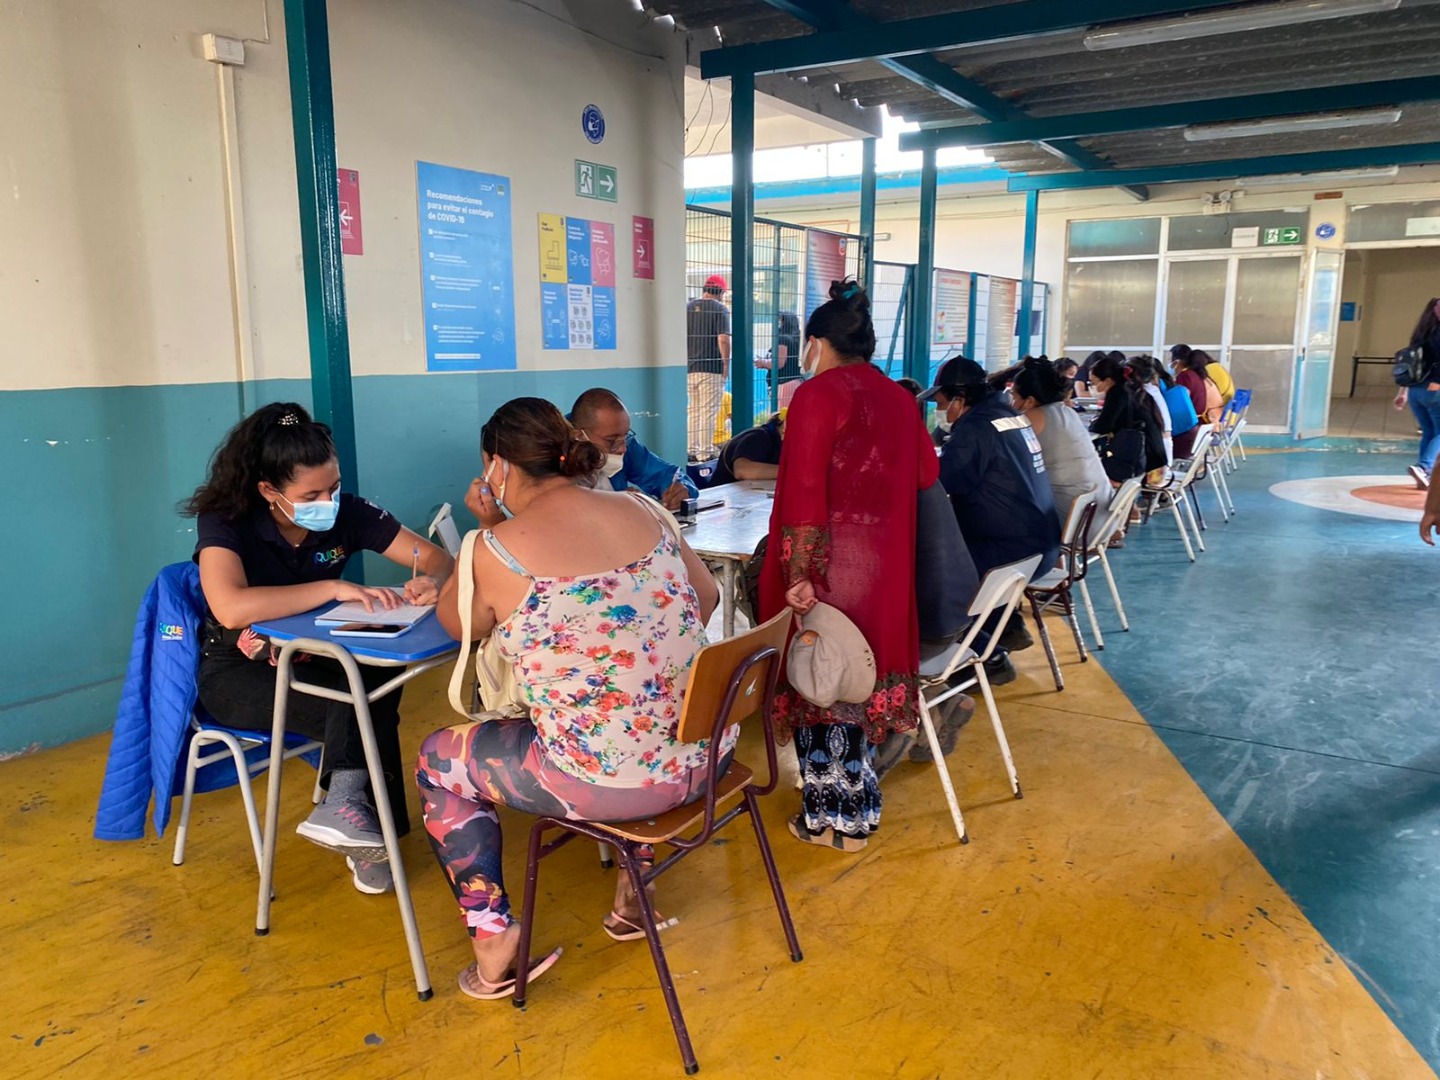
[1295,249,1344,438]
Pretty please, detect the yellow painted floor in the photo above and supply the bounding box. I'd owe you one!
[3,632,1432,1079]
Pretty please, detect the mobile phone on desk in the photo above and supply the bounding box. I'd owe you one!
[330,623,414,638]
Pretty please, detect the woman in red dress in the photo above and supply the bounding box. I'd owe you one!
[760,281,939,851]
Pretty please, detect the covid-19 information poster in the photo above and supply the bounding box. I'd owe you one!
[416,162,517,372]
[538,213,616,351]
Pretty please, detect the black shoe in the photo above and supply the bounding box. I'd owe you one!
[872,730,915,780]
[982,651,1018,687]
[997,614,1035,653]
[910,694,976,763]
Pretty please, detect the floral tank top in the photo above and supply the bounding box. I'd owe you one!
[485,513,734,787]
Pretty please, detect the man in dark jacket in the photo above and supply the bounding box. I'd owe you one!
[921,355,1062,676]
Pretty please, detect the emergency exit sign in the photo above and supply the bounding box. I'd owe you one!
[1261,226,1302,246]
[575,160,618,202]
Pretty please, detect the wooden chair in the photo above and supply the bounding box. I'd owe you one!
[511,610,802,1075]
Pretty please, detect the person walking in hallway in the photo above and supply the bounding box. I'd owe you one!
[1396,296,1440,490]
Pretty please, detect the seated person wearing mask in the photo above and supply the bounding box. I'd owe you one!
[920,356,1062,673]
[568,388,697,511]
[711,409,785,486]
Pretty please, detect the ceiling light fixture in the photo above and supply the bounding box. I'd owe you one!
[1084,0,1403,51]
[1235,165,1400,186]
[1184,107,1403,141]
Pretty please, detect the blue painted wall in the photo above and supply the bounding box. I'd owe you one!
[0,366,685,755]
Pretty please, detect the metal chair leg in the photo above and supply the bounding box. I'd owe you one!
[622,843,700,1075]
[742,789,806,955]
[171,736,205,867]
[1062,589,1088,663]
[1078,576,1105,650]
[1097,548,1129,631]
[972,664,1021,799]
[512,819,549,1009]
[1029,594,1064,691]
[917,690,968,843]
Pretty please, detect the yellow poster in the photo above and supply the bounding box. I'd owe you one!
[538,213,567,283]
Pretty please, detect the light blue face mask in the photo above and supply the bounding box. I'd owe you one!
[279,488,341,532]
[485,459,515,520]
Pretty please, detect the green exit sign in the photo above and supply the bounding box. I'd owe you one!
[1261,226,1302,246]
[575,160,617,203]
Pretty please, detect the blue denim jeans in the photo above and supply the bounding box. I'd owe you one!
[1408,386,1440,473]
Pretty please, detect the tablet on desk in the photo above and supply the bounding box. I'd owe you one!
[329,622,414,639]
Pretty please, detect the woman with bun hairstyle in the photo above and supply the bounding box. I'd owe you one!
[1088,354,1167,483]
[1009,356,1114,524]
[417,397,722,999]
[187,402,453,895]
[760,280,939,853]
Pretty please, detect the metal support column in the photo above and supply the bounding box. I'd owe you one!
[859,137,877,296]
[730,71,756,433]
[1017,189,1039,359]
[911,146,938,384]
[284,0,358,487]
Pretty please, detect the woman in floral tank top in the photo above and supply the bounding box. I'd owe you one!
[416,398,721,1000]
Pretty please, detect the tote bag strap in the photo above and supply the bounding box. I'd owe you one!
[447,528,487,720]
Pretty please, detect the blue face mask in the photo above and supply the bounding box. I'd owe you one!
[485,459,515,520]
[278,488,341,532]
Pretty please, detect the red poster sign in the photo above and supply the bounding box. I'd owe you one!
[337,168,363,255]
[632,215,654,279]
[590,221,616,287]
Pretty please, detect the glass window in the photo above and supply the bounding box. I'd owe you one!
[1067,218,1162,258]
[1233,256,1302,345]
[1164,259,1226,346]
[1228,349,1294,427]
[1064,259,1158,347]
[1348,200,1440,243]
[1168,211,1308,252]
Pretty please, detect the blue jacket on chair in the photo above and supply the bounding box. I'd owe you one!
[94,562,318,841]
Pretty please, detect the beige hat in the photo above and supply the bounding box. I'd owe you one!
[786,603,876,708]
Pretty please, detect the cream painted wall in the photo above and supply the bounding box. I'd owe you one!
[1356,247,1440,359]
[0,0,277,391]
[330,0,686,378]
[0,0,686,392]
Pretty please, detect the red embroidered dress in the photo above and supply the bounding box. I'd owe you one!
[760,362,939,743]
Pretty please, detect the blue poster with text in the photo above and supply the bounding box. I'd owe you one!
[592,288,616,350]
[417,162,516,372]
[565,219,592,287]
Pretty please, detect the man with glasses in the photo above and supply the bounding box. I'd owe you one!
[570,388,696,510]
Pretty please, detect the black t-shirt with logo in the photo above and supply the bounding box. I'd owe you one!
[193,493,402,627]
[686,296,731,374]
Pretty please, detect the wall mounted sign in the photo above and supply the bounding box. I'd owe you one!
[582,104,605,144]
[416,162,516,372]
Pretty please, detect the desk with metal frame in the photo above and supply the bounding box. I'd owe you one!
[250,605,459,1001]
[685,481,775,637]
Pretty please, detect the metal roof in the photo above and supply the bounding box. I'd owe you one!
[656,0,1440,186]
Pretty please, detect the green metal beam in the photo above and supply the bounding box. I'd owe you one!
[1005,141,1440,192]
[911,147,938,385]
[902,77,1440,150]
[701,0,1235,78]
[859,137,877,296]
[730,71,757,432]
[283,0,357,489]
[1017,190,1038,359]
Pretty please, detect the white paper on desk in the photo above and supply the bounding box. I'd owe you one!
[315,587,435,627]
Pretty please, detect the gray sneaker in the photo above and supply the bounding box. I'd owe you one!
[295,794,389,861]
[346,856,394,895]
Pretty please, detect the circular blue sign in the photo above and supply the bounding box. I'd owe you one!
[582,104,605,144]
[1316,222,1337,240]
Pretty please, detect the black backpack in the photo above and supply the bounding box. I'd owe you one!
[1394,346,1429,388]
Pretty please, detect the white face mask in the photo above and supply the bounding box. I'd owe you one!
[483,458,514,519]
[934,400,954,433]
[599,453,625,479]
[801,339,821,379]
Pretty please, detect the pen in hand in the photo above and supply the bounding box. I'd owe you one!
[411,544,419,582]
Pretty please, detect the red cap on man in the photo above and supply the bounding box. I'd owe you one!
[703,275,727,292]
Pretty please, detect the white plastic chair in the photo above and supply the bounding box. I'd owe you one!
[171,718,323,874]
[915,553,1043,845]
[1142,428,1213,562]
[1079,478,1143,650]
[1025,488,1100,691]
